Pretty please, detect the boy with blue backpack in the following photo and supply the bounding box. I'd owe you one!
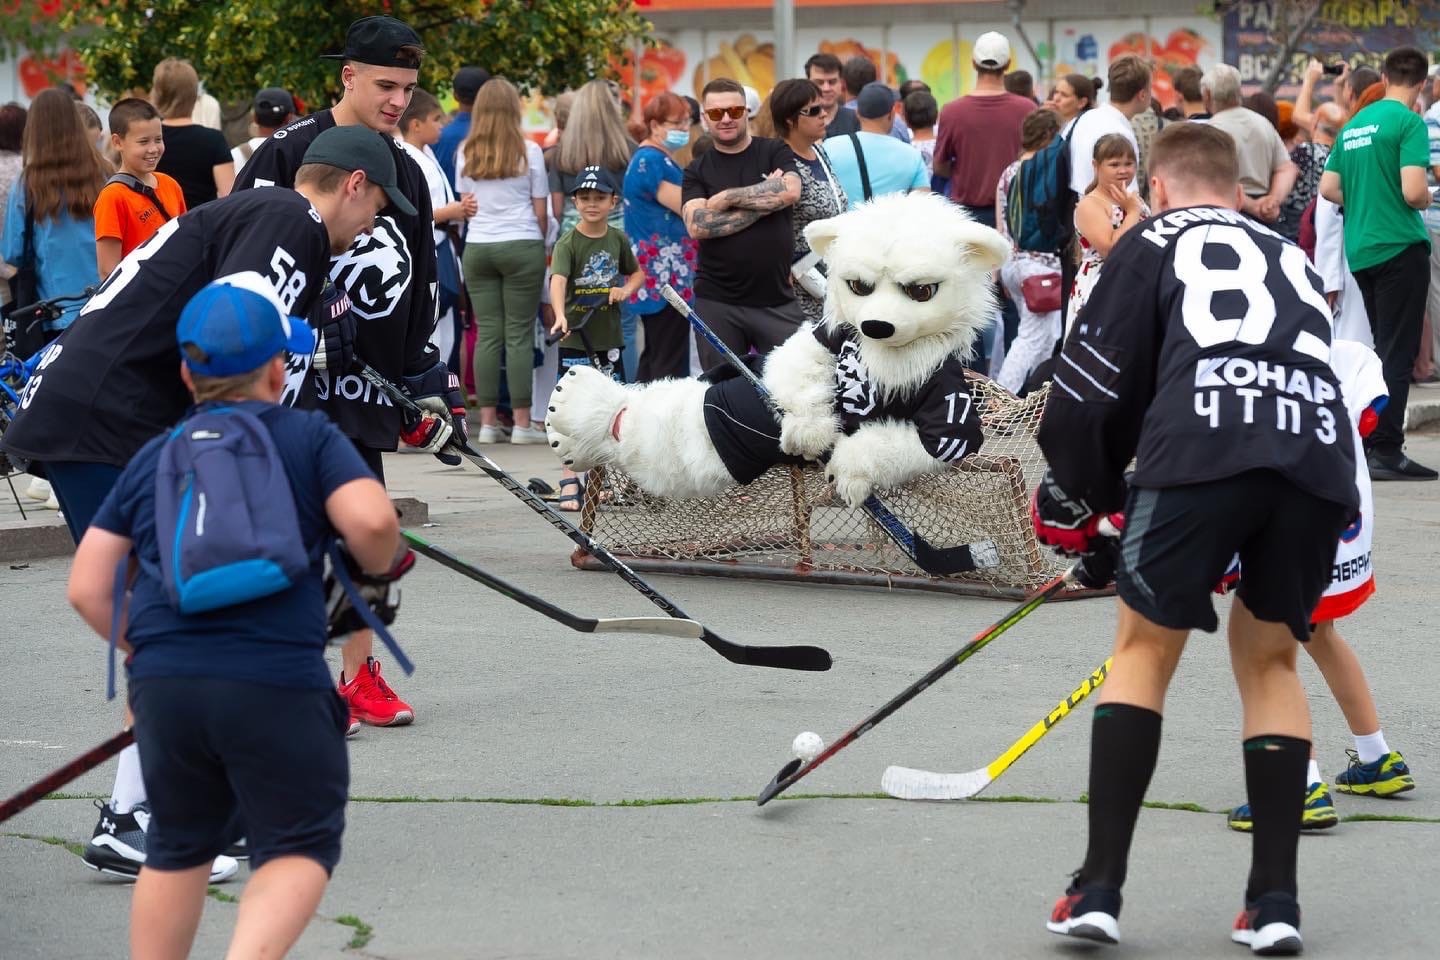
[66,276,410,959]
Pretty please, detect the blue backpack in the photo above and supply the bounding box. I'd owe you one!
[107,402,412,697]
[1006,134,1072,255]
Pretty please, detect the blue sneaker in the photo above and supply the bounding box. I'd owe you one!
[1226,782,1337,833]
[1334,750,1414,797]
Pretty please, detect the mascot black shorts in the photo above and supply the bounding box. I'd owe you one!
[1117,469,1351,643]
[702,377,805,484]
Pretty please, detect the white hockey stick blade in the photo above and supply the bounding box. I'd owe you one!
[881,764,993,801]
[589,616,705,638]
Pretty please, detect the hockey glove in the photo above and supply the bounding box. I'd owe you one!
[399,411,454,454]
[1074,514,1124,590]
[403,360,467,465]
[311,283,357,374]
[324,542,415,639]
[1032,471,1124,589]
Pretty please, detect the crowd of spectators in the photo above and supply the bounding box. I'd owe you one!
[5,35,1440,491]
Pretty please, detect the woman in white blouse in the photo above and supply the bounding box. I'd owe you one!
[456,77,549,445]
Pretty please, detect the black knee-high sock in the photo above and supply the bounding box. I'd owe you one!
[1244,735,1310,901]
[1079,703,1163,890]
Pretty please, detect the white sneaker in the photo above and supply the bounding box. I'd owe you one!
[509,425,548,445]
[24,476,50,501]
[475,424,503,444]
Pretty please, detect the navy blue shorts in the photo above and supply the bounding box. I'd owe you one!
[129,676,350,874]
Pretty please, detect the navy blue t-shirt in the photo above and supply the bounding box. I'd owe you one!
[92,405,374,689]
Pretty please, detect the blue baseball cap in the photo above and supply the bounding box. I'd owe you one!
[177,272,315,377]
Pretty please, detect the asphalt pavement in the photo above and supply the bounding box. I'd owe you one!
[1,430,1437,959]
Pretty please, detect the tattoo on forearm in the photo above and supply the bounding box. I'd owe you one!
[725,178,790,211]
[689,206,765,239]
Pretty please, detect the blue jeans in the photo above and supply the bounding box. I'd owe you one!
[620,309,639,383]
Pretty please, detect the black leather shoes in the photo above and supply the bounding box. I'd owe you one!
[1367,450,1439,481]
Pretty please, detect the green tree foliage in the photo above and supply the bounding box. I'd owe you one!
[67,0,652,105]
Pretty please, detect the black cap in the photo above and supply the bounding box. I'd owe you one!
[302,126,417,216]
[321,16,423,69]
[253,87,296,126]
[453,66,491,103]
[570,165,618,196]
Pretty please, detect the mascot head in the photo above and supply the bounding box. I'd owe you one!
[805,193,1009,395]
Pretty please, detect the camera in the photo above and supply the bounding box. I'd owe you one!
[1322,62,1346,75]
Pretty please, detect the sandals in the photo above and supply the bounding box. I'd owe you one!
[557,476,584,512]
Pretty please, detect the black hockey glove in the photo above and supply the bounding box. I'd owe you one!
[311,283,357,374]
[324,542,415,639]
[403,360,466,465]
[1031,470,1124,589]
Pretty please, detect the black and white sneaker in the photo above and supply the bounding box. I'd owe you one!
[1231,891,1303,956]
[1047,880,1122,944]
[81,800,239,883]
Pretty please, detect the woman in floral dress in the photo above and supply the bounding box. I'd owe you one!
[1068,133,1147,334]
[623,92,699,382]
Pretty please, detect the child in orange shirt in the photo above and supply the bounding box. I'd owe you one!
[93,98,187,278]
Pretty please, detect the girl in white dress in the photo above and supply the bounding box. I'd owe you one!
[1068,133,1147,334]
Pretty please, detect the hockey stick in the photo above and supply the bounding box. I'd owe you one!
[880,657,1111,801]
[755,565,1076,805]
[402,530,703,638]
[359,365,831,672]
[658,285,999,577]
[0,729,134,825]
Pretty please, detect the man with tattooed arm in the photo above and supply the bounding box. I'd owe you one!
[682,77,804,368]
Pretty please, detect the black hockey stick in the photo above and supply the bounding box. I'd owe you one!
[0,729,134,824]
[360,365,831,672]
[755,564,1077,805]
[402,530,704,638]
[658,285,999,577]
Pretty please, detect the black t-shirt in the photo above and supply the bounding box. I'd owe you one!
[233,110,438,449]
[1,189,330,468]
[1037,204,1358,514]
[155,123,232,209]
[814,323,985,463]
[681,136,799,306]
[825,108,861,138]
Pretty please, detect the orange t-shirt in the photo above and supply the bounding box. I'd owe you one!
[93,172,187,256]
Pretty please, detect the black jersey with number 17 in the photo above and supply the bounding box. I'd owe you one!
[234,110,437,450]
[1037,204,1357,516]
[1,188,330,469]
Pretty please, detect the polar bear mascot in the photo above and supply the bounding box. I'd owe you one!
[545,192,1011,508]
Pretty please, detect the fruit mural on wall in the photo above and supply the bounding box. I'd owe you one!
[615,40,687,107]
[817,38,906,89]
[693,34,775,97]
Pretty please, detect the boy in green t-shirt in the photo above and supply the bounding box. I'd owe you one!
[1319,46,1437,481]
[546,165,644,508]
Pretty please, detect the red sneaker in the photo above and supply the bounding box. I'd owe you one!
[339,658,414,727]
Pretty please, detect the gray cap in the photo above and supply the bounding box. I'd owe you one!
[302,125,417,216]
[856,82,898,119]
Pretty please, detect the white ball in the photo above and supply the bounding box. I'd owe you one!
[792,731,824,762]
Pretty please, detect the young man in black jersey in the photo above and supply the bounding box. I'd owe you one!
[1032,122,1357,956]
[1,124,425,882]
[234,15,460,729]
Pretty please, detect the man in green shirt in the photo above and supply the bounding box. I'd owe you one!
[1321,46,1437,481]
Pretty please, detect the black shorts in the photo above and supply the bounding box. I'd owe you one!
[701,376,803,485]
[129,677,350,874]
[1117,470,1351,643]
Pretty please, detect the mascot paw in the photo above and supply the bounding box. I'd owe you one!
[824,438,879,510]
[544,365,628,472]
[779,413,839,460]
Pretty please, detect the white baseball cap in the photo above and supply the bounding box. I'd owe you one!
[743,85,762,119]
[973,32,1012,70]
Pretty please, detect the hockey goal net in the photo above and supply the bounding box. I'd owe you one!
[573,377,1086,599]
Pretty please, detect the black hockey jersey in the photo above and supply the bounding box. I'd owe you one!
[2,189,330,469]
[813,324,985,465]
[1037,205,1357,514]
[234,110,438,449]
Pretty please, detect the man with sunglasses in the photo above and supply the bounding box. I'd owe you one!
[682,77,804,369]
